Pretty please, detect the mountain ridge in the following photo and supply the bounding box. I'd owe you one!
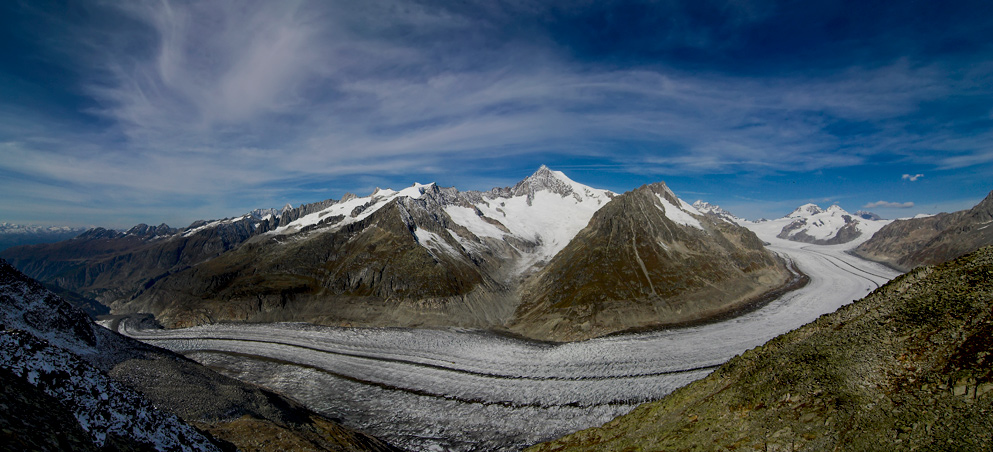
[855,190,993,271]
[2,167,792,342]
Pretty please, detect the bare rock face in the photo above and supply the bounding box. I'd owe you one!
[511,183,793,341]
[855,190,993,272]
[530,246,993,452]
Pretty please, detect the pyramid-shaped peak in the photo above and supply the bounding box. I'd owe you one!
[512,165,578,198]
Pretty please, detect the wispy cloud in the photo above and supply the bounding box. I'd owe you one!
[902,173,924,181]
[1,0,991,226]
[864,200,915,209]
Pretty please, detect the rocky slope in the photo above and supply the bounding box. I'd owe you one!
[3,167,791,342]
[529,246,993,451]
[0,259,398,452]
[855,190,993,272]
[511,184,792,341]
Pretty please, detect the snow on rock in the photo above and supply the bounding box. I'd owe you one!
[271,166,615,276]
[0,330,220,451]
[656,194,704,230]
[272,183,435,235]
[743,203,892,247]
[692,201,745,225]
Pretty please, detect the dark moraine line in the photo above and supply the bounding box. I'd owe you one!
[142,335,722,382]
[192,349,677,409]
[800,245,890,288]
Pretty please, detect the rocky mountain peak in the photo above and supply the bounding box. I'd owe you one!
[968,190,993,221]
[788,203,825,218]
[693,200,742,224]
[125,223,177,237]
[642,181,681,206]
[511,165,580,200]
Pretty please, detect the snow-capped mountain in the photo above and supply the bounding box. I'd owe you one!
[692,200,745,225]
[0,222,87,251]
[744,203,891,246]
[3,167,791,341]
[271,165,614,275]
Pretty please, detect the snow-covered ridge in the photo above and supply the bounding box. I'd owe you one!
[692,201,744,225]
[269,166,616,273]
[747,203,892,246]
[0,222,87,235]
[272,182,435,235]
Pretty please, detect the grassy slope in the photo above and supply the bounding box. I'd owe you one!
[529,246,993,451]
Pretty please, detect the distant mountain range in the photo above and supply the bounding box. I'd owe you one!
[0,222,87,252]
[2,167,792,342]
[746,203,892,246]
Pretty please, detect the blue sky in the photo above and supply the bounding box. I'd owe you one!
[1,0,992,228]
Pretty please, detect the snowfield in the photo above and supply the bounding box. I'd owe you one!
[120,225,900,451]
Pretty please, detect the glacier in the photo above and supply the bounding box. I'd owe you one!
[118,223,900,451]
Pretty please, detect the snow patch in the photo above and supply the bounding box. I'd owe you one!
[656,194,703,230]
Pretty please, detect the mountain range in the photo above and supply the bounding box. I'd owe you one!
[0,222,87,252]
[2,167,793,342]
[743,203,891,246]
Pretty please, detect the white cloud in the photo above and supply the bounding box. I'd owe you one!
[863,200,915,209]
[902,173,924,181]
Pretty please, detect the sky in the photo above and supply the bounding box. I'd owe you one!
[1,0,992,228]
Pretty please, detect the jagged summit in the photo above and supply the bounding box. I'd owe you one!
[693,200,744,224]
[788,203,825,218]
[510,165,586,202]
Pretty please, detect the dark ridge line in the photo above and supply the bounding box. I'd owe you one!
[134,333,720,382]
[191,349,659,410]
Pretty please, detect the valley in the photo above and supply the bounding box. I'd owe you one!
[117,227,899,451]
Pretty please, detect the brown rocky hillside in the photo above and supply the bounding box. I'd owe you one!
[530,246,993,451]
[855,190,993,272]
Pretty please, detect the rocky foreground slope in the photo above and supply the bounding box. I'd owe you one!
[855,190,993,272]
[0,259,397,452]
[3,167,790,342]
[529,246,993,451]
